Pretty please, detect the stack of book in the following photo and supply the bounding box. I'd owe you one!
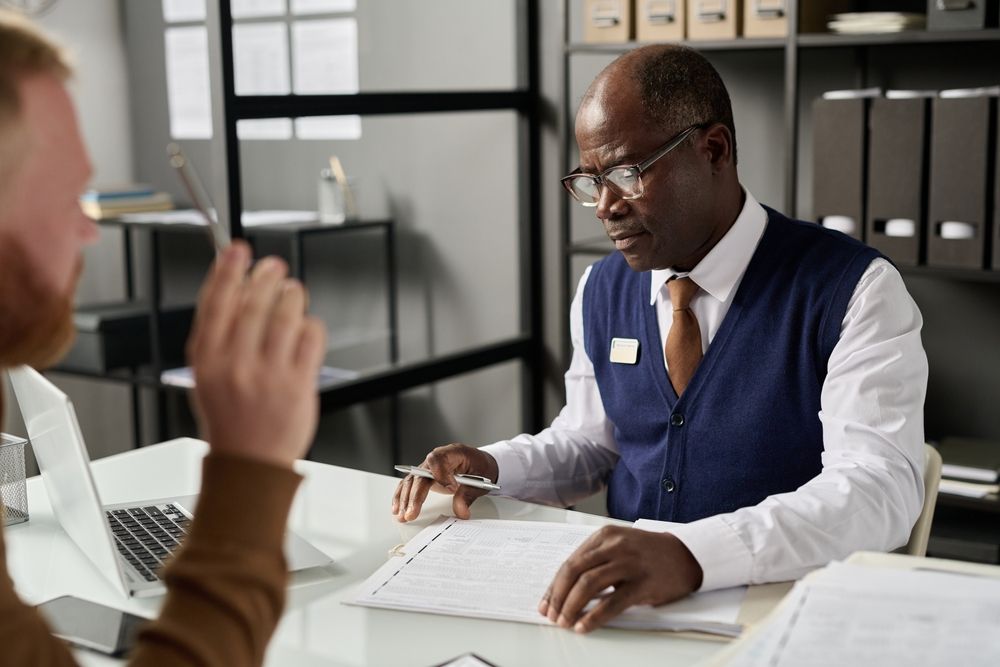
[938,438,1000,499]
[80,184,173,220]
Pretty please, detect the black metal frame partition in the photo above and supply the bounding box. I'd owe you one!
[558,0,1000,367]
[208,0,545,455]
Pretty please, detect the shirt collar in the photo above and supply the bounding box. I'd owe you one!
[649,190,768,306]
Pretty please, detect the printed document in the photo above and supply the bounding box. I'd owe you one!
[719,560,1000,667]
[351,517,746,636]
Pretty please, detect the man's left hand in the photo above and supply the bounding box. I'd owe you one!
[538,526,703,634]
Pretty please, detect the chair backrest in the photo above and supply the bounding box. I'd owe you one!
[899,444,942,557]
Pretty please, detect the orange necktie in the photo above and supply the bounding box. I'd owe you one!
[665,277,703,395]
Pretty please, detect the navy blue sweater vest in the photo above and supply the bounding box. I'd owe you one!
[583,207,883,523]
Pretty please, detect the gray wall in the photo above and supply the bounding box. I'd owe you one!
[10,2,997,489]
[2,0,137,467]
[121,1,529,472]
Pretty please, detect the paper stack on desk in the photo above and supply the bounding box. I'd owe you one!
[706,554,1000,667]
[350,517,746,637]
[937,437,1000,498]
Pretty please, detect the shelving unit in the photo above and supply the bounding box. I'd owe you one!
[202,1,545,460]
[559,1,1000,562]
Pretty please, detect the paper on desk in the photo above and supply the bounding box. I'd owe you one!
[161,365,358,389]
[350,517,745,636]
[718,562,1000,667]
[938,478,1000,498]
[118,209,319,227]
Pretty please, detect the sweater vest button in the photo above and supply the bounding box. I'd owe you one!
[661,477,676,493]
[670,413,685,427]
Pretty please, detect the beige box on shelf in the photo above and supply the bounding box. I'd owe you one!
[583,0,633,43]
[743,0,787,37]
[742,1,855,39]
[637,0,686,42]
[687,0,742,41]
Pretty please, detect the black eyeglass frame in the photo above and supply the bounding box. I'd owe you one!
[560,123,708,207]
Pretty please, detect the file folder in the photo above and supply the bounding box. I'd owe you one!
[927,93,996,270]
[637,0,685,41]
[812,97,869,241]
[687,0,742,40]
[866,96,931,266]
[583,0,633,43]
[927,0,999,31]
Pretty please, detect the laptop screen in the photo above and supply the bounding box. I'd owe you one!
[7,365,129,596]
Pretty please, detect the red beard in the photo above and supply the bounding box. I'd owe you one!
[0,235,80,420]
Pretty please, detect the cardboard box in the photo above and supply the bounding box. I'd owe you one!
[583,0,633,43]
[687,0,741,40]
[927,94,996,270]
[866,96,931,266]
[637,0,685,41]
[743,0,787,37]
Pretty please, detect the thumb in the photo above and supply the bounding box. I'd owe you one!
[452,488,480,519]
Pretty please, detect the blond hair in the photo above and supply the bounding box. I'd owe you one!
[0,10,72,180]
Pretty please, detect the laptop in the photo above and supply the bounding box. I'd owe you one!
[8,365,332,598]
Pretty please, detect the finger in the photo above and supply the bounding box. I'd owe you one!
[452,486,484,520]
[573,584,638,634]
[556,561,622,629]
[190,242,251,357]
[393,476,412,520]
[545,541,613,624]
[231,256,288,359]
[538,584,553,617]
[403,476,435,522]
[295,316,327,374]
[263,279,307,363]
[423,446,465,492]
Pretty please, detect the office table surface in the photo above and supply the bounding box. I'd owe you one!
[5,438,770,667]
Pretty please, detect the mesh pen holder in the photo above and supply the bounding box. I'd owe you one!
[0,434,29,526]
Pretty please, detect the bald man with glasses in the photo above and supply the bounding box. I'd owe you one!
[393,44,928,634]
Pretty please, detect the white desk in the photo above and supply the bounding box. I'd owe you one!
[5,438,786,667]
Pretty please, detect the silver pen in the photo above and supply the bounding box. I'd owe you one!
[166,143,230,255]
[394,465,501,492]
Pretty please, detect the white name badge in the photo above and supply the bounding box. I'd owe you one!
[609,337,640,364]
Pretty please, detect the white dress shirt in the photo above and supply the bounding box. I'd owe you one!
[482,190,928,591]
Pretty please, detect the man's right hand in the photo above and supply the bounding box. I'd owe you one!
[392,444,499,522]
[186,241,327,469]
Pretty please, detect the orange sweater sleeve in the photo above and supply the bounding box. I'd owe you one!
[0,453,303,667]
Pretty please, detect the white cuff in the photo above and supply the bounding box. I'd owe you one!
[479,442,528,498]
[655,515,753,591]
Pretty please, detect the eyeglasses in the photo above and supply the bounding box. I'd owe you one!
[561,123,705,207]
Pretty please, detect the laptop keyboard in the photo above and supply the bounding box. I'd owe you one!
[105,504,191,583]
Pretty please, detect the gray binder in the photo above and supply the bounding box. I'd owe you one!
[866,96,931,266]
[927,93,996,270]
[813,97,869,241]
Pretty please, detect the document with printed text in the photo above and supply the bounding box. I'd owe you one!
[718,560,1000,667]
[350,517,746,636]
